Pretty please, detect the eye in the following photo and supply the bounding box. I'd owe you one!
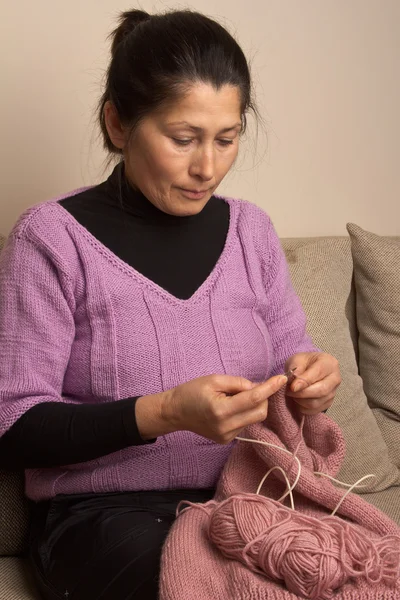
[172,138,193,146]
[171,137,235,148]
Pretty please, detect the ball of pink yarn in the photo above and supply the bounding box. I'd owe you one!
[207,493,399,600]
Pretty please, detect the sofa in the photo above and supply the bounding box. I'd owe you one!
[1,222,399,599]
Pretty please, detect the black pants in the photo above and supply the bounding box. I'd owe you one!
[28,488,215,600]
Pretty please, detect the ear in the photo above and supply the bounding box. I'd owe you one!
[103,101,127,149]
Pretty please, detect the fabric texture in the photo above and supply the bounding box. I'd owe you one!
[0,557,38,600]
[347,224,400,467]
[361,487,400,526]
[281,236,400,497]
[159,389,400,600]
[0,470,30,557]
[0,194,317,502]
[28,488,215,600]
[0,397,154,471]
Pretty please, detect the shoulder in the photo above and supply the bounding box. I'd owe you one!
[10,186,92,238]
[218,195,286,286]
[217,194,280,254]
[217,194,274,233]
[6,187,96,277]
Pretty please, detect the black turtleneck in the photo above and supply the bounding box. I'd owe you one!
[0,163,229,471]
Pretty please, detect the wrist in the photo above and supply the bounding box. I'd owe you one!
[135,390,179,439]
[160,388,182,432]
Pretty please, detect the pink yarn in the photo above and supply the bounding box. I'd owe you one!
[179,494,399,600]
[160,390,400,600]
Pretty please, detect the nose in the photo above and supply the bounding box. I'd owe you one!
[189,146,215,182]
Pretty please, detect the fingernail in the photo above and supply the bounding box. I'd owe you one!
[292,381,304,392]
[278,375,288,386]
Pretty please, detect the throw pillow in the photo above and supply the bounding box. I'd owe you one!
[281,236,400,494]
[347,223,400,466]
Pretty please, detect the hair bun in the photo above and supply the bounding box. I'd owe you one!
[110,9,151,58]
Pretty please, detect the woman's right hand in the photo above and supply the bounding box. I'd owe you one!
[161,374,288,444]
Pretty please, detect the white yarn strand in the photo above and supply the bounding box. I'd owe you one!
[257,466,295,510]
[235,435,377,517]
[235,437,302,509]
[314,471,376,488]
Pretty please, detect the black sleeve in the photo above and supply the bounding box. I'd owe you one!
[0,398,156,470]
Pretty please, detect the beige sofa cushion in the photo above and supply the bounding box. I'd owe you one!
[361,486,400,525]
[347,223,400,466]
[281,237,400,499]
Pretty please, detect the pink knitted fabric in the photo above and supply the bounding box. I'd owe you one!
[159,390,400,599]
[0,193,318,500]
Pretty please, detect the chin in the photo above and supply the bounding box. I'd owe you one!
[179,200,210,216]
[172,191,213,216]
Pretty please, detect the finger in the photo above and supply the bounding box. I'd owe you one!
[228,375,288,414]
[285,352,319,380]
[285,373,340,399]
[292,392,335,412]
[294,395,334,415]
[289,356,339,393]
[224,400,270,440]
[211,374,255,395]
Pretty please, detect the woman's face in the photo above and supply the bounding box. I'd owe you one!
[107,82,242,216]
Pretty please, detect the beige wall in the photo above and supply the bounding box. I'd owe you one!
[1,0,399,237]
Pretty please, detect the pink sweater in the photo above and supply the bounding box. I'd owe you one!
[0,193,317,501]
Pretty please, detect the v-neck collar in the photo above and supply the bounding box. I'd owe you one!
[53,194,239,307]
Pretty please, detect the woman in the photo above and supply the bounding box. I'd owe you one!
[0,9,340,600]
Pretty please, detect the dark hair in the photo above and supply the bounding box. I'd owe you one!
[98,8,258,156]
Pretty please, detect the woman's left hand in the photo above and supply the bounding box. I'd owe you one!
[284,352,341,415]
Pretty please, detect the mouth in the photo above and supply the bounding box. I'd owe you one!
[178,188,210,199]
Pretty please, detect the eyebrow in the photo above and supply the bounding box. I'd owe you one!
[166,121,242,133]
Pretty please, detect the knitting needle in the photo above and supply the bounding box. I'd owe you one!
[284,367,297,385]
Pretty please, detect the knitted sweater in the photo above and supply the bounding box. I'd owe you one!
[0,193,317,501]
[159,389,400,599]
[0,162,231,470]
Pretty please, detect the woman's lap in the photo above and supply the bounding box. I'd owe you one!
[28,488,214,600]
